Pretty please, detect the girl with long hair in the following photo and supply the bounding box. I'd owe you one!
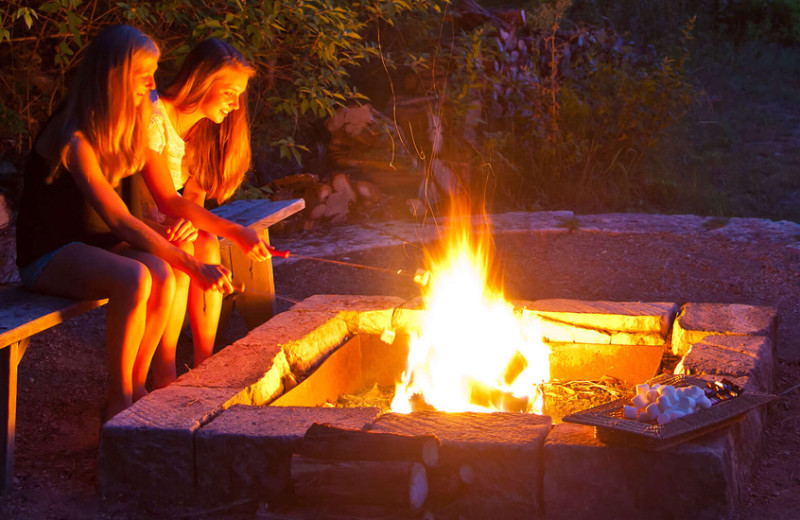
[140,38,273,387]
[15,25,233,420]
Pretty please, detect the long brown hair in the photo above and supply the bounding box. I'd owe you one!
[161,38,255,203]
[60,24,159,182]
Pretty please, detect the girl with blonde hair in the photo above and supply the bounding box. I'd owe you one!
[140,38,274,387]
[15,25,233,420]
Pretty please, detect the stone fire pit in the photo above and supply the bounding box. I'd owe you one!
[99,295,776,520]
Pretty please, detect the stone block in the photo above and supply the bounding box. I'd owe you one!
[195,405,382,504]
[371,411,552,519]
[675,335,774,393]
[520,300,677,336]
[236,310,349,377]
[390,300,424,337]
[543,422,739,520]
[535,316,666,345]
[289,294,407,335]
[99,385,239,500]
[671,303,777,356]
[173,340,288,393]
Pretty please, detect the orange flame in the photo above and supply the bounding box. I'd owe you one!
[391,209,550,414]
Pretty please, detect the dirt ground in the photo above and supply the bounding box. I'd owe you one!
[1,223,800,519]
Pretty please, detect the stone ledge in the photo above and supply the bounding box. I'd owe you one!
[99,385,241,500]
[543,422,739,520]
[520,300,677,337]
[672,303,777,356]
[676,335,774,393]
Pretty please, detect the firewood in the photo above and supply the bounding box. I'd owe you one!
[409,462,428,512]
[406,198,425,217]
[310,203,327,220]
[317,183,333,202]
[467,378,529,413]
[301,423,441,468]
[290,457,437,513]
[355,180,381,204]
[0,192,9,230]
[322,191,350,220]
[332,172,357,203]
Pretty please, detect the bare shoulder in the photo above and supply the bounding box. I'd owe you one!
[63,131,101,176]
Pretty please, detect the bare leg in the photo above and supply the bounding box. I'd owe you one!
[115,245,176,401]
[188,230,222,367]
[34,243,152,419]
[149,241,193,389]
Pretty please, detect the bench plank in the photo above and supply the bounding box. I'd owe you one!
[0,288,107,351]
[212,198,305,247]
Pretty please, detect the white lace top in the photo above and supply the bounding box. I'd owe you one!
[148,97,188,191]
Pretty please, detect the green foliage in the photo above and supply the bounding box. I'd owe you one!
[569,0,800,46]
[389,0,695,211]
[0,0,444,163]
[1,0,794,216]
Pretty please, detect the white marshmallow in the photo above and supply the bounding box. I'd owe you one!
[687,385,704,399]
[656,395,674,413]
[645,403,661,421]
[661,385,678,401]
[636,384,650,396]
[657,412,673,425]
[632,394,648,409]
[624,405,638,419]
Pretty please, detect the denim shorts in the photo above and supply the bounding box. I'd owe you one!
[18,243,77,289]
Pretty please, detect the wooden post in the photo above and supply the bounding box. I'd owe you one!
[222,230,276,330]
[0,339,24,493]
[211,198,305,330]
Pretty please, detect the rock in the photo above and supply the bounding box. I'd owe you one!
[671,303,777,357]
[0,192,10,229]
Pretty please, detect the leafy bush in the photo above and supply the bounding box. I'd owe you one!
[0,0,441,163]
[380,0,696,211]
[0,1,709,213]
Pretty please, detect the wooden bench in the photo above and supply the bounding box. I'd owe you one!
[0,196,304,493]
[211,198,305,328]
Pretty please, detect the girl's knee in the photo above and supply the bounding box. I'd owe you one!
[194,230,220,262]
[114,260,152,302]
[147,257,176,297]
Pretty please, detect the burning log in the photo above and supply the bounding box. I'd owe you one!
[300,423,441,468]
[467,378,530,413]
[503,350,528,385]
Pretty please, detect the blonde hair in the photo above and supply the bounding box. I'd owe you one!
[60,24,159,181]
[161,38,255,203]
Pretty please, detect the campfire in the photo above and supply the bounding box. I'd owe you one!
[390,209,550,415]
[99,214,778,520]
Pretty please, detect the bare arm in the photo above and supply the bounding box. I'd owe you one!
[65,133,232,292]
[141,147,272,262]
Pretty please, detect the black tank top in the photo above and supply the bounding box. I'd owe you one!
[16,148,126,269]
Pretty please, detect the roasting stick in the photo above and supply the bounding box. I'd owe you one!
[264,245,431,286]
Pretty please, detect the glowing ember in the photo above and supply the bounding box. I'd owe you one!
[391,211,550,414]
